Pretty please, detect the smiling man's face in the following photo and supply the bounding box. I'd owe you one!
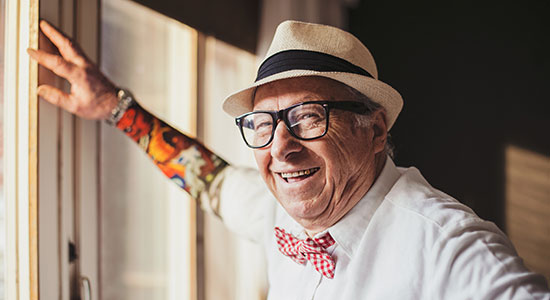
[252,76,387,235]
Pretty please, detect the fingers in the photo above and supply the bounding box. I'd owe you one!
[37,85,74,112]
[27,48,78,82]
[39,20,88,66]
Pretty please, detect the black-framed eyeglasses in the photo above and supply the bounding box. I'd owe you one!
[235,101,370,149]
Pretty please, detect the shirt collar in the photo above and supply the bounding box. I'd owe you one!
[328,157,401,258]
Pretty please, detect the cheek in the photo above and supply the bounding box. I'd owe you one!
[253,149,271,178]
[327,117,358,154]
[323,119,371,176]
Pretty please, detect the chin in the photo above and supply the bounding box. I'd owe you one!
[279,195,325,222]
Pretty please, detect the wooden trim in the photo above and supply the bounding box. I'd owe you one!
[3,0,40,299]
[195,31,207,300]
[189,193,198,300]
[28,1,39,299]
[188,34,199,298]
[185,28,199,300]
[184,28,198,300]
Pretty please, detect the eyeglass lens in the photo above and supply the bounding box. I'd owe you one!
[241,103,328,148]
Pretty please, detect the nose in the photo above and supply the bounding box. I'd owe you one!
[270,121,303,161]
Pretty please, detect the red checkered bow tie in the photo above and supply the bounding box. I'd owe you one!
[274,227,336,279]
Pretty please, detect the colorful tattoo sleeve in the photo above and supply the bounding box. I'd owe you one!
[114,101,229,199]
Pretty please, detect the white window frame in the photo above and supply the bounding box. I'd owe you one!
[3,0,39,299]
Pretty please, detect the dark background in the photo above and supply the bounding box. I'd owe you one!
[349,0,550,229]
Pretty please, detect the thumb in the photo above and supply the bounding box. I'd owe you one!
[37,85,74,113]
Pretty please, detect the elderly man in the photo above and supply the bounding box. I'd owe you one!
[29,20,549,299]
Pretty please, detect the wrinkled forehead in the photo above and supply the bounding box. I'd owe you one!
[252,76,356,111]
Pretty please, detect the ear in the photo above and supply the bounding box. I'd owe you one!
[371,110,388,154]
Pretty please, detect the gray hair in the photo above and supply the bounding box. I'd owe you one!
[342,84,395,159]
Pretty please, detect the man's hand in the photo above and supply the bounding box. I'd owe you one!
[27,20,118,120]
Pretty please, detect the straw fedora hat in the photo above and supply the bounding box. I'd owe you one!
[222,20,403,130]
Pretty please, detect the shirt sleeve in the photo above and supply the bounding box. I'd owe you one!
[429,218,550,300]
[216,166,274,243]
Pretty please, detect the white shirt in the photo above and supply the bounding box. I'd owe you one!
[211,158,550,299]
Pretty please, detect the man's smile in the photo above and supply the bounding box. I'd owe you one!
[277,167,320,182]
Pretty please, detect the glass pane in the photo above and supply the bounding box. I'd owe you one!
[100,0,196,299]
[0,0,6,297]
[201,37,267,300]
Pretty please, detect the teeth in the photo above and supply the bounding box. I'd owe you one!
[281,168,318,179]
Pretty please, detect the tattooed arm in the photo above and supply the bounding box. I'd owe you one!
[114,100,229,200]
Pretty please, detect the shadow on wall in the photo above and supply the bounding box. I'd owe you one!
[349,0,550,279]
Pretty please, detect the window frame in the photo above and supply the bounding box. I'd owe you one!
[37,1,101,299]
[3,0,39,299]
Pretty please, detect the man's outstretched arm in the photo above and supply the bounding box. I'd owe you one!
[28,20,228,200]
[113,98,228,198]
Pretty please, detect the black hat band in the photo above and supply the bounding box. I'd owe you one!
[255,49,374,82]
